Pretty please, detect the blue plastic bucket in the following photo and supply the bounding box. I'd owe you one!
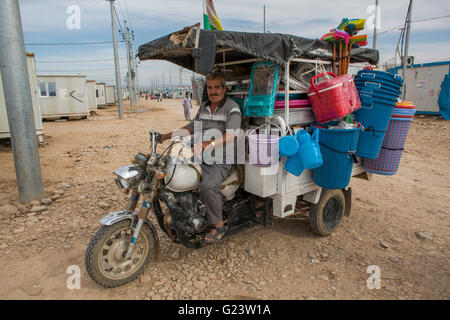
[355,80,402,97]
[358,89,399,105]
[354,101,395,159]
[311,123,362,189]
[356,70,403,88]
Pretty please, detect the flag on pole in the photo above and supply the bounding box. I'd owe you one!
[203,0,223,30]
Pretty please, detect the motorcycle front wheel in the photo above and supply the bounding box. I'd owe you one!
[85,219,157,288]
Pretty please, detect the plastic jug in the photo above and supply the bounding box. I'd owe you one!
[297,129,323,169]
[279,136,299,158]
[284,150,304,177]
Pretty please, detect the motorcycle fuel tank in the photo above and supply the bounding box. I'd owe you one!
[164,161,201,192]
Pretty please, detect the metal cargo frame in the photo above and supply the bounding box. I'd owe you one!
[138,26,376,218]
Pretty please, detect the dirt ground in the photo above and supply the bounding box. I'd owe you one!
[0,98,448,300]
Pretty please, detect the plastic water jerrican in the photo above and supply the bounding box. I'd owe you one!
[297,130,323,170]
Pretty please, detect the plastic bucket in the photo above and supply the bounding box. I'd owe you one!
[354,101,395,159]
[356,70,403,89]
[363,118,413,175]
[363,102,415,175]
[311,123,362,189]
[248,134,280,167]
[358,89,399,105]
[355,80,402,97]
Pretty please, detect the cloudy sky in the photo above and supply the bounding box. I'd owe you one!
[20,0,450,88]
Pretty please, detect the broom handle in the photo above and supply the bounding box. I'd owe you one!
[347,43,352,74]
[338,42,342,75]
[332,43,336,74]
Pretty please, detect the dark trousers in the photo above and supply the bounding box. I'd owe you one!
[200,164,235,225]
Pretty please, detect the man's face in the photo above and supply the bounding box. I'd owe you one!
[207,78,226,105]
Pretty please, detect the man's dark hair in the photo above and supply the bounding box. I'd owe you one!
[206,70,226,87]
[185,91,189,95]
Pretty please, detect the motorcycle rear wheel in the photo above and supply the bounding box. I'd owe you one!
[85,219,157,288]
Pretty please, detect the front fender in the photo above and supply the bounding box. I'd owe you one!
[99,210,138,226]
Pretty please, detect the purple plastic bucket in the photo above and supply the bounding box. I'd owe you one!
[248,134,280,167]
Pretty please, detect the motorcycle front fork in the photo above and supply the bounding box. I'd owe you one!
[124,190,154,260]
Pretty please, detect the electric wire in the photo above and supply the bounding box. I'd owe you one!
[25,41,125,46]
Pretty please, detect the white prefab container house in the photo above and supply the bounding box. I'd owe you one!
[391,61,450,115]
[86,80,97,111]
[105,85,116,105]
[95,82,106,108]
[122,89,129,100]
[37,74,89,119]
[1,53,44,141]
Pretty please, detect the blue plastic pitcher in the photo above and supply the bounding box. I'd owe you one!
[278,136,299,158]
[284,150,304,176]
[297,130,323,170]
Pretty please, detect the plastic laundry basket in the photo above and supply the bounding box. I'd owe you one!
[363,102,416,175]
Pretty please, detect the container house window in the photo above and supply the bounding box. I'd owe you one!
[96,89,99,98]
[39,82,47,97]
[48,82,56,97]
[39,81,57,97]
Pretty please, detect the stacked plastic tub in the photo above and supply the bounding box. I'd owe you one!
[353,70,404,159]
[363,101,416,175]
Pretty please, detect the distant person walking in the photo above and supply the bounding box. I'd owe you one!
[183,91,192,121]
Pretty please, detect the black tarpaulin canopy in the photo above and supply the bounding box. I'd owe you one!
[137,24,379,76]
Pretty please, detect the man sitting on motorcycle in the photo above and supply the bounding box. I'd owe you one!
[159,70,242,243]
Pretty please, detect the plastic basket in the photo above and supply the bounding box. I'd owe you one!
[307,72,360,123]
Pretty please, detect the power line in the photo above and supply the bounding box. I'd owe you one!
[25,41,125,46]
[113,5,125,34]
[37,67,127,72]
[411,14,450,23]
[36,58,127,63]
[367,14,450,40]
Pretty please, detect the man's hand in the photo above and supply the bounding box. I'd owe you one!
[159,133,171,143]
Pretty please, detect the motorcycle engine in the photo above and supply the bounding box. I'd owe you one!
[175,192,208,234]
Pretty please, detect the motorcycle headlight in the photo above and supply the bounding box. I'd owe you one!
[113,165,141,189]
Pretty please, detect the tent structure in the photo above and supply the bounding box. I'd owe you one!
[138,25,379,78]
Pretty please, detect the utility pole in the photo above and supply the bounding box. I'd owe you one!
[263,4,266,33]
[109,0,123,119]
[179,67,183,89]
[0,0,44,203]
[373,0,379,49]
[120,20,135,109]
[135,58,139,101]
[402,0,413,99]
